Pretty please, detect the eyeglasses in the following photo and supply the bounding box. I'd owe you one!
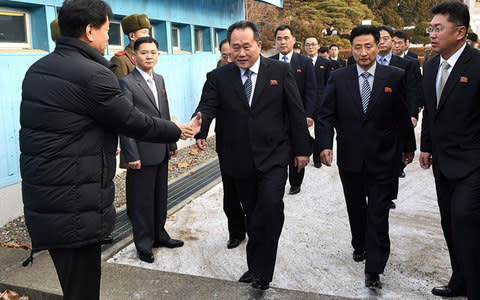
[426,25,464,34]
[305,43,318,47]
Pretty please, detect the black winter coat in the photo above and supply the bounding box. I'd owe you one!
[20,37,181,251]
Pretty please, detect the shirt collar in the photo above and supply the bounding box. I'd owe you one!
[357,62,377,78]
[377,52,392,64]
[240,55,261,75]
[280,50,294,62]
[439,42,466,69]
[136,66,154,82]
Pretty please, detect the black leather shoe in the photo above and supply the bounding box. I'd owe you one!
[314,162,322,168]
[252,280,270,290]
[353,250,366,262]
[389,201,396,209]
[289,186,301,195]
[399,171,406,178]
[153,239,184,248]
[227,238,244,249]
[431,285,466,297]
[137,251,154,263]
[365,272,381,289]
[239,271,253,283]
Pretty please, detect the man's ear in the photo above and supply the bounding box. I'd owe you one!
[85,24,94,41]
[129,33,135,41]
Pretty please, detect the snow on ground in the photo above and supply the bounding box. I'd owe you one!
[109,126,466,299]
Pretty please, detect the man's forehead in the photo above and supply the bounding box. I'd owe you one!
[305,37,317,43]
[276,29,292,37]
[353,34,375,44]
[431,14,449,26]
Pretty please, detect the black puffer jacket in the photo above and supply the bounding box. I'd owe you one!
[20,37,181,251]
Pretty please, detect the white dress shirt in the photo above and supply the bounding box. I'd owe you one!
[279,51,294,63]
[136,66,159,108]
[435,42,466,93]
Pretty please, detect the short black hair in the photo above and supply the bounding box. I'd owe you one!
[431,1,469,29]
[275,24,295,38]
[227,21,261,43]
[58,0,113,38]
[467,32,478,42]
[318,46,329,54]
[377,25,394,38]
[392,31,409,43]
[219,38,229,50]
[134,36,159,51]
[350,25,380,44]
[329,43,339,50]
[304,36,318,44]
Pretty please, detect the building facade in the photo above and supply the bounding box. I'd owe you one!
[464,0,480,33]
[0,0,281,224]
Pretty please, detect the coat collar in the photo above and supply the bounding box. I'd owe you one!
[55,36,115,71]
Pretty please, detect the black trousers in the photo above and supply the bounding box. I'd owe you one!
[49,244,101,300]
[339,167,394,274]
[126,159,170,254]
[224,166,287,283]
[219,156,246,240]
[435,169,480,299]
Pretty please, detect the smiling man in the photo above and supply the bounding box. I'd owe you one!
[316,25,415,290]
[19,0,199,298]
[193,20,311,290]
[420,1,480,298]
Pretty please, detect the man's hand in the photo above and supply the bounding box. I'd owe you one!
[196,139,207,151]
[402,152,414,165]
[294,156,310,173]
[128,160,141,169]
[306,117,314,127]
[411,117,418,128]
[320,149,333,166]
[170,150,178,158]
[189,112,202,137]
[419,152,432,169]
[172,115,194,140]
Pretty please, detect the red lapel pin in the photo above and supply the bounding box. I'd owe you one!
[460,76,468,83]
[270,80,278,86]
[296,69,302,73]
[161,89,166,94]
[385,87,392,93]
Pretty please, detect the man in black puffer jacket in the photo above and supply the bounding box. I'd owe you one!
[19,0,199,299]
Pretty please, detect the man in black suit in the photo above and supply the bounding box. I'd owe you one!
[193,21,311,290]
[404,37,419,59]
[392,30,424,110]
[316,25,416,289]
[270,24,317,194]
[420,2,480,298]
[304,36,333,168]
[120,37,185,263]
[329,44,346,69]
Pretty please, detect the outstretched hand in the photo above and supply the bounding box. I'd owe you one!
[189,112,202,137]
[172,115,193,140]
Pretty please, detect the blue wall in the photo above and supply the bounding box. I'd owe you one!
[0,0,245,188]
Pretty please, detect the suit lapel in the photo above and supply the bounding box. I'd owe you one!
[366,65,386,118]
[229,64,250,109]
[133,69,160,113]
[251,56,267,108]
[153,73,164,116]
[349,66,364,117]
[437,45,472,112]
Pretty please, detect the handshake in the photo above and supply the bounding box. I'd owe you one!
[172,112,202,140]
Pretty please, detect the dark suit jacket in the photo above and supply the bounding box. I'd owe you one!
[316,64,416,175]
[194,56,312,178]
[270,52,317,118]
[119,69,176,167]
[420,44,480,180]
[404,55,425,108]
[313,55,332,106]
[330,58,346,69]
[388,55,419,119]
[406,50,418,59]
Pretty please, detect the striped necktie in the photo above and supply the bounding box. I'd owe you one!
[360,72,371,113]
[244,69,252,106]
